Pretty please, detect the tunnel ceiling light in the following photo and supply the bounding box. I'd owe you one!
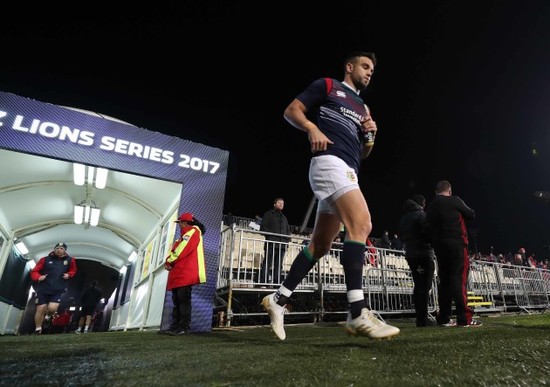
[15,241,29,255]
[74,205,84,224]
[90,208,100,227]
[95,168,108,189]
[128,251,138,263]
[73,163,86,186]
[74,201,101,227]
[73,163,109,189]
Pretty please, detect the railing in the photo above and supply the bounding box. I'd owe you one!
[216,226,550,326]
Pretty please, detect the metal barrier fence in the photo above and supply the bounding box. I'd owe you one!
[466,261,550,312]
[216,226,550,326]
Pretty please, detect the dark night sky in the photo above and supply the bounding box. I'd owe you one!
[2,2,550,259]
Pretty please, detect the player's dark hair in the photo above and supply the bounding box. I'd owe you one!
[344,51,377,67]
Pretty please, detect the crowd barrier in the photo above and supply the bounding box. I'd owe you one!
[215,225,550,326]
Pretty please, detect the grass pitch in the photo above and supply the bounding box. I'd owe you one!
[1,313,549,386]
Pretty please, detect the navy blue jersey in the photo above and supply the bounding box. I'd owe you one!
[296,78,368,173]
[31,253,77,295]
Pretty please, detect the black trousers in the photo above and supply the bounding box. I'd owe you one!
[406,255,435,326]
[171,286,192,331]
[259,244,287,284]
[434,243,472,325]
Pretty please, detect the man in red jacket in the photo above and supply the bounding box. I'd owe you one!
[425,180,480,328]
[163,213,207,335]
[30,242,77,334]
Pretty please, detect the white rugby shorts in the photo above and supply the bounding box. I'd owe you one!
[309,155,360,214]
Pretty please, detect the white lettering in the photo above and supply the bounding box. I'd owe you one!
[5,113,219,174]
[38,122,61,138]
[113,139,130,154]
[11,115,95,145]
[99,136,174,164]
[340,107,363,125]
[99,136,116,151]
[178,154,220,173]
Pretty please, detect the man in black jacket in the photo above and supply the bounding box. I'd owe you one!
[426,180,480,327]
[259,197,291,284]
[398,194,435,327]
[75,280,102,333]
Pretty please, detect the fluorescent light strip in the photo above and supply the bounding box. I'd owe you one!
[95,168,108,189]
[15,241,29,255]
[128,251,138,262]
[74,205,84,224]
[73,163,86,186]
[84,205,91,222]
[90,208,100,226]
[87,166,95,186]
[74,163,109,190]
[74,205,100,226]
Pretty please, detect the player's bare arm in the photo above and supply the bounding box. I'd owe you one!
[284,99,334,152]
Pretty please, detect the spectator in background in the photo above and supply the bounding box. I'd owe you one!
[391,233,403,251]
[380,230,392,249]
[75,280,103,334]
[398,194,435,327]
[259,197,291,284]
[518,247,528,266]
[366,238,379,267]
[488,247,497,262]
[426,180,481,327]
[527,254,537,268]
[513,253,524,266]
[30,242,77,335]
[332,234,344,250]
[223,213,235,227]
[505,252,514,264]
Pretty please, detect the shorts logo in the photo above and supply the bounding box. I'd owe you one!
[346,171,357,182]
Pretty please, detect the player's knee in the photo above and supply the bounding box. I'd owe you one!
[360,219,372,235]
[346,220,371,240]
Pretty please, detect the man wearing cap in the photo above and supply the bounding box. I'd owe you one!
[30,242,77,334]
[162,213,207,335]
